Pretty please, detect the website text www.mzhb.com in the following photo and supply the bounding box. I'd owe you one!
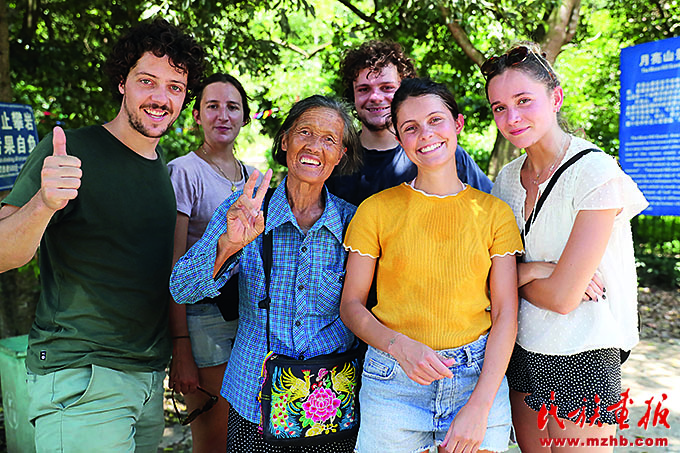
[540,435,669,448]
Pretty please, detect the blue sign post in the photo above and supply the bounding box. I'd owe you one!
[0,103,39,191]
[619,36,680,216]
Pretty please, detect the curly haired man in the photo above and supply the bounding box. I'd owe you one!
[0,18,205,452]
[327,40,492,205]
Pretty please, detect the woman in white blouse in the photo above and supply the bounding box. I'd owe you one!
[484,42,648,451]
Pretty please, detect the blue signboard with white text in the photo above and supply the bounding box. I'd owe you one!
[0,103,39,191]
[619,36,680,216]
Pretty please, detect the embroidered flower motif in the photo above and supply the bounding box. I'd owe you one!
[317,368,329,381]
[302,387,341,423]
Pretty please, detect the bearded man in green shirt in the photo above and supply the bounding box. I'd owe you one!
[0,18,205,452]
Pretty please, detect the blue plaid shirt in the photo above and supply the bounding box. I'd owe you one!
[169,178,357,423]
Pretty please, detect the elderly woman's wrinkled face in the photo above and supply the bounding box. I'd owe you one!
[282,107,346,186]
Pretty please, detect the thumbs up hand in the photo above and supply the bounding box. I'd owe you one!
[40,126,82,211]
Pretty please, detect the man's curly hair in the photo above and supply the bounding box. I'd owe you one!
[340,40,417,104]
[104,18,206,108]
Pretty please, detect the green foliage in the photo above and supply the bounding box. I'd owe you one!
[636,253,680,289]
[633,216,680,289]
[17,256,40,279]
[8,0,317,139]
[557,9,622,154]
[5,0,680,291]
[604,0,680,44]
[8,0,680,161]
[560,1,680,154]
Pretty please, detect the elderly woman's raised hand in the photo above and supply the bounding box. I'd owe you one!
[214,169,273,266]
[222,168,273,248]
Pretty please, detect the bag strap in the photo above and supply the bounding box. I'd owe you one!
[258,187,276,352]
[524,148,599,238]
[258,190,350,353]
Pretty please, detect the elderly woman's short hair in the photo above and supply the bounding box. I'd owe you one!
[272,95,361,175]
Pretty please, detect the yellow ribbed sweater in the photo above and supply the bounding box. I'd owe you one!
[345,183,523,350]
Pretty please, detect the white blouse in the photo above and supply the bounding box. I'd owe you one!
[492,136,648,355]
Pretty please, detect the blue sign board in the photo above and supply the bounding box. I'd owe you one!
[0,103,39,191]
[620,36,680,216]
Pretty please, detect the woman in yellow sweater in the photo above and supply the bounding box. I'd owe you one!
[340,78,523,453]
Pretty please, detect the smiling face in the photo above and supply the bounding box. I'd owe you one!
[353,64,401,132]
[395,94,464,171]
[119,52,188,139]
[283,107,346,186]
[193,81,245,147]
[487,68,562,150]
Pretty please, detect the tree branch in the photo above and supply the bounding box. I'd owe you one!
[541,0,581,62]
[307,42,332,58]
[437,3,486,67]
[270,38,332,59]
[335,0,377,24]
[271,37,310,58]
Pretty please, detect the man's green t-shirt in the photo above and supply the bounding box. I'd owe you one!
[3,125,175,374]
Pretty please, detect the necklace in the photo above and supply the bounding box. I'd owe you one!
[201,145,242,192]
[530,134,569,185]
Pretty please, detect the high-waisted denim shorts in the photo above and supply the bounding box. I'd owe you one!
[186,303,238,368]
[355,334,511,453]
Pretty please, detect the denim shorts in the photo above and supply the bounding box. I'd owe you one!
[186,303,238,368]
[355,334,511,453]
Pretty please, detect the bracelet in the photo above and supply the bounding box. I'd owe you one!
[172,335,190,340]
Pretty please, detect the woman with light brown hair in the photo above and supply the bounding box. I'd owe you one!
[485,42,647,451]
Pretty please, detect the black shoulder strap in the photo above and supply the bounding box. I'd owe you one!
[258,187,276,351]
[260,187,275,295]
[524,148,599,238]
[257,189,349,352]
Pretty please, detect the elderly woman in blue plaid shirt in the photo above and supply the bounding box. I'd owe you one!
[170,95,361,452]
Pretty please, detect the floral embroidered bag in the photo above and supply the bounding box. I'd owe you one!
[257,189,362,445]
[258,348,362,445]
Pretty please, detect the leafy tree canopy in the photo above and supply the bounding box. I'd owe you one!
[5,0,680,169]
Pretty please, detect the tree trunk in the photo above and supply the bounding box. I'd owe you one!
[438,0,582,177]
[487,132,519,180]
[541,0,581,62]
[0,266,39,338]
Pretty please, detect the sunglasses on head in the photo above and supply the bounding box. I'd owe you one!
[481,46,555,82]
[172,386,218,425]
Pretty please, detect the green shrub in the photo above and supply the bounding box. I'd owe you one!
[635,252,680,289]
[632,215,680,289]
